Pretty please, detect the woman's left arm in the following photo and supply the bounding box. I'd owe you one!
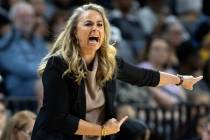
[116,57,202,90]
[158,71,203,90]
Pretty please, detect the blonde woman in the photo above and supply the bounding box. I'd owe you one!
[0,110,36,140]
[31,3,202,140]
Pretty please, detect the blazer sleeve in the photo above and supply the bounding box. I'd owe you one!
[41,56,80,135]
[116,57,160,87]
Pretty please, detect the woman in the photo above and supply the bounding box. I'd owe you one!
[31,3,202,140]
[138,36,186,108]
[0,110,36,140]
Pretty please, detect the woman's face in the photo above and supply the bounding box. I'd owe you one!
[167,23,183,47]
[14,6,35,35]
[16,119,35,140]
[148,38,170,66]
[76,10,105,56]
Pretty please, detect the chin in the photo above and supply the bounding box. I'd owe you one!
[88,45,100,49]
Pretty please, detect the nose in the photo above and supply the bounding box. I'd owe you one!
[92,24,99,31]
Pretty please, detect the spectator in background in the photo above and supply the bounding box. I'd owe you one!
[176,40,202,76]
[200,116,210,140]
[137,0,170,35]
[176,113,209,140]
[0,98,7,137]
[191,59,210,105]
[44,0,76,21]
[0,8,11,96]
[199,32,210,63]
[163,16,189,49]
[0,2,48,98]
[109,0,146,61]
[28,0,46,17]
[110,25,136,64]
[0,0,19,11]
[202,0,210,16]
[161,16,189,66]
[0,110,36,140]
[34,16,50,43]
[48,10,70,43]
[176,0,209,37]
[138,36,186,108]
[10,1,37,40]
[28,0,50,42]
[176,40,208,104]
[193,18,210,45]
[199,58,210,93]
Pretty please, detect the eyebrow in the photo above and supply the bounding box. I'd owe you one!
[84,20,103,23]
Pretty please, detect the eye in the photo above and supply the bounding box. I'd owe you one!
[97,23,103,27]
[84,22,93,26]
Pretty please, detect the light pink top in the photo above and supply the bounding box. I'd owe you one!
[83,55,105,140]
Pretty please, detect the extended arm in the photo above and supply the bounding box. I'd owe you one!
[158,71,203,90]
[117,58,202,90]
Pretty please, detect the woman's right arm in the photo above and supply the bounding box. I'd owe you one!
[75,117,127,136]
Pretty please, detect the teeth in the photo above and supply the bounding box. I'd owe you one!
[89,40,97,43]
[88,35,100,46]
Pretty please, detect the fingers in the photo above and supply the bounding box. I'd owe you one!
[103,116,128,135]
[189,76,202,90]
[110,118,117,123]
[182,75,203,90]
[194,76,203,83]
[118,116,128,126]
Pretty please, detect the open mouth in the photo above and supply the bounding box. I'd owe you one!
[88,36,99,43]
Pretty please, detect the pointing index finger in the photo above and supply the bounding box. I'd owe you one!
[119,116,128,126]
[194,76,203,83]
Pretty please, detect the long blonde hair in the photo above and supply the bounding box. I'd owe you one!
[38,3,117,87]
[0,110,36,140]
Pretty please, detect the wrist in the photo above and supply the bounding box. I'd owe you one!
[101,125,106,137]
[176,74,184,86]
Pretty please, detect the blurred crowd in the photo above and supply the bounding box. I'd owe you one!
[0,0,210,140]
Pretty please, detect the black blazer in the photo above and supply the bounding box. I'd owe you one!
[31,56,160,140]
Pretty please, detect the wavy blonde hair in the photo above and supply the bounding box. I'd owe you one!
[38,3,117,87]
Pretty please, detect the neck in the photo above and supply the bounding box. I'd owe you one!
[82,53,96,65]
